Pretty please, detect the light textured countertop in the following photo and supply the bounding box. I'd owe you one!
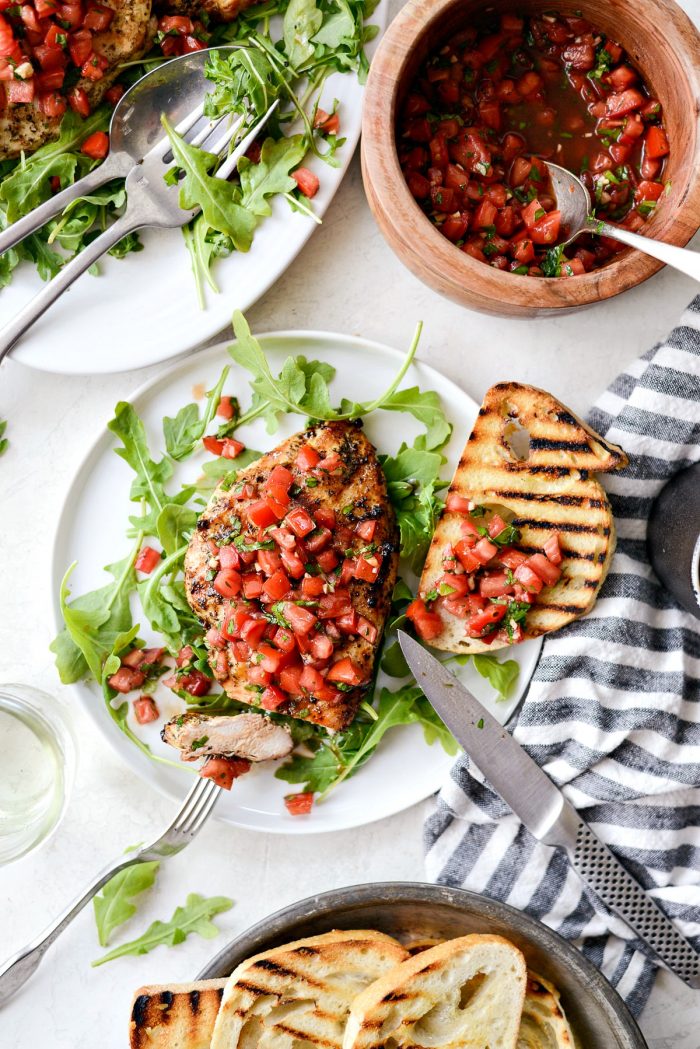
[2,1,700,1042]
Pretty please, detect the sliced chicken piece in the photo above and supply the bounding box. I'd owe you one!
[0,0,155,160]
[185,419,399,732]
[162,711,293,762]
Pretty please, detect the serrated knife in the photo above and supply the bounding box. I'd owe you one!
[398,630,700,988]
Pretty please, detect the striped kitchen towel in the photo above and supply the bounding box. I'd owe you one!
[425,296,700,1016]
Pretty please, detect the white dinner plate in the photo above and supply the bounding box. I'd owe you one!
[51,333,543,833]
[2,4,387,376]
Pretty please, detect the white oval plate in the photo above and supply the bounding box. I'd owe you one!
[51,333,543,833]
[2,4,387,376]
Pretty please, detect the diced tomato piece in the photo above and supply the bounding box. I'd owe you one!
[220,438,244,459]
[84,3,113,30]
[607,64,637,91]
[69,27,93,65]
[301,574,325,597]
[200,757,250,790]
[318,590,353,618]
[335,611,358,634]
[281,548,305,579]
[247,499,276,528]
[214,568,242,598]
[7,79,35,103]
[135,545,160,574]
[443,596,471,618]
[635,180,664,203]
[645,125,669,159]
[300,665,325,693]
[269,527,296,550]
[206,627,226,649]
[326,657,364,686]
[487,514,508,539]
[479,572,512,598]
[37,90,67,117]
[354,555,381,583]
[262,569,291,602]
[257,549,282,576]
[279,663,304,696]
[67,86,91,118]
[292,167,319,197]
[134,697,159,725]
[284,792,314,815]
[103,83,123,107]
[473,537,498,564]
[108,666,145,694]
[242,618,268,647]
[522,198,545,229]
[468,593,487,612]
[254,642,284,674]
[406,598,444,640]
[525,553,562,587]
[499,547,528,570]
[81,51,109,80]
[543,533,562,565]
[467,603,507,637]
[446,492,471,513]
[242,574,263,599]
[514,563,544,593]
[455,539,481,573]
[313,506,336,529]
[355,519,376,541]
[606,88,645,117]
[80,129,109,159]
[201,436,226,459]
[179,670,212,697]
[305,526,331,553]
[511,237,535,265]
[285,506,315,537]
[530,210,561,245]
[219,546,240,570]
[296,443,320,470]
[440,573,470,597]
[316,549,339,573]
[284,602,318,635]
[473,198,497,229]
[247,664,271,687]
[357,616,378,644]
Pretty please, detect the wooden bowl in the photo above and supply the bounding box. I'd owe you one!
[361,0,700,316]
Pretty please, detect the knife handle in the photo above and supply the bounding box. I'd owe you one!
[570,819,700,988]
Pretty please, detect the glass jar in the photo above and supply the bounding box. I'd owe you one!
[0,684,76,865]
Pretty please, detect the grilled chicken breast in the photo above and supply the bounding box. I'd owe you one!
[185,419,399,732]
[155,0,260,21]
[0,0,155,160]
[417,383,628,653]
[162,711,292,762]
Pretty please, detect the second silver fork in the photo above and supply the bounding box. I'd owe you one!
[0,97,277,362]
[0,775,221,1006]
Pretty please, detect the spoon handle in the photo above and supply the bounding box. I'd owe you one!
[0,210,143,364]
[0,153,131,259]
[588,218,700,283]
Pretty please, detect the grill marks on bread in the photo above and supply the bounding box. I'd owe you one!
[420,383,628,653]
[210,931,409,1049]
[129,980,226,1049]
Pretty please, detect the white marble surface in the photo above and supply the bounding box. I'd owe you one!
[3,1,700,1042]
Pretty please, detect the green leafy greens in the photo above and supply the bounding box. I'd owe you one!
[93,856,161,948]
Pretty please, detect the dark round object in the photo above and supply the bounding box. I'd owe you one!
[197,881,648,1048]
[648,463,700,618]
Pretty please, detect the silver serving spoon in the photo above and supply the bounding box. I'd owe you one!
[545,161,700,282]
[0,47,238,258]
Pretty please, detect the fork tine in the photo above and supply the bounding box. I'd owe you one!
[161,775,211,835]
[177,779,221,835]
[145,99,208,163]
[197,112,246,154]
[216,100,279,182]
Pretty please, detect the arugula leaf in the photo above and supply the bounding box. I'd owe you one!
[0,418,7,457]
[92,893,233,966]
[284,0,323,67]
[378,386,452,451]
[157,505,197,557]
[162,116,257,252]
[93,857,160,947]
[380,641,410,678]
[109,402,177,536]
[238,136,307,218]
[472,653,520,700]
[163,367,229,460]
[51,553,137,683]
[204,46,281,119]
[138,544,189,642]
[381,442,446,569]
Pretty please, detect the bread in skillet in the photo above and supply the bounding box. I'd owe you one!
[517,972,575,1049]
[418,382,628,653]
[343,933,527,1049]
[129,980,227,1049]
[210,930,409,1049]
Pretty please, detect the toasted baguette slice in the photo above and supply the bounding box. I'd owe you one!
[420,382,628,653]
[130,980,227,1049]
[517,972,575,1049]
[343,934,527,1049]
[210,929,408,1049]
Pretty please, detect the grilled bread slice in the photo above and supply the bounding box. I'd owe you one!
[130,980,227,1049]
[419,382,628,653]
[210,929,409,1049]
[517,973,575,1049]
[344,933,527,1049]
[185,420,399,731]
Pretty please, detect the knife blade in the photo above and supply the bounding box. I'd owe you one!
[398,630,700,988]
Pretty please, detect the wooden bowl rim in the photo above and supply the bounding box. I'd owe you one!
[361,0,700,311]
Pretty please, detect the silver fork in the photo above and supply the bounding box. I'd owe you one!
[0,776,221,1006]
[0,97,278,361]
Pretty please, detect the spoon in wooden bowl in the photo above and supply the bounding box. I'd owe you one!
[545,161,700,282]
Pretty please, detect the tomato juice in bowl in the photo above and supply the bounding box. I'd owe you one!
[397,10,670,279]
[361,0,700,315]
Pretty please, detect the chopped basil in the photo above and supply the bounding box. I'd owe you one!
[305,477,318,487]
[191,736,209,750]
[234,535,275,552]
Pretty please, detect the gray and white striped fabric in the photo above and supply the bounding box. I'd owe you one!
[425,296,700,1016]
